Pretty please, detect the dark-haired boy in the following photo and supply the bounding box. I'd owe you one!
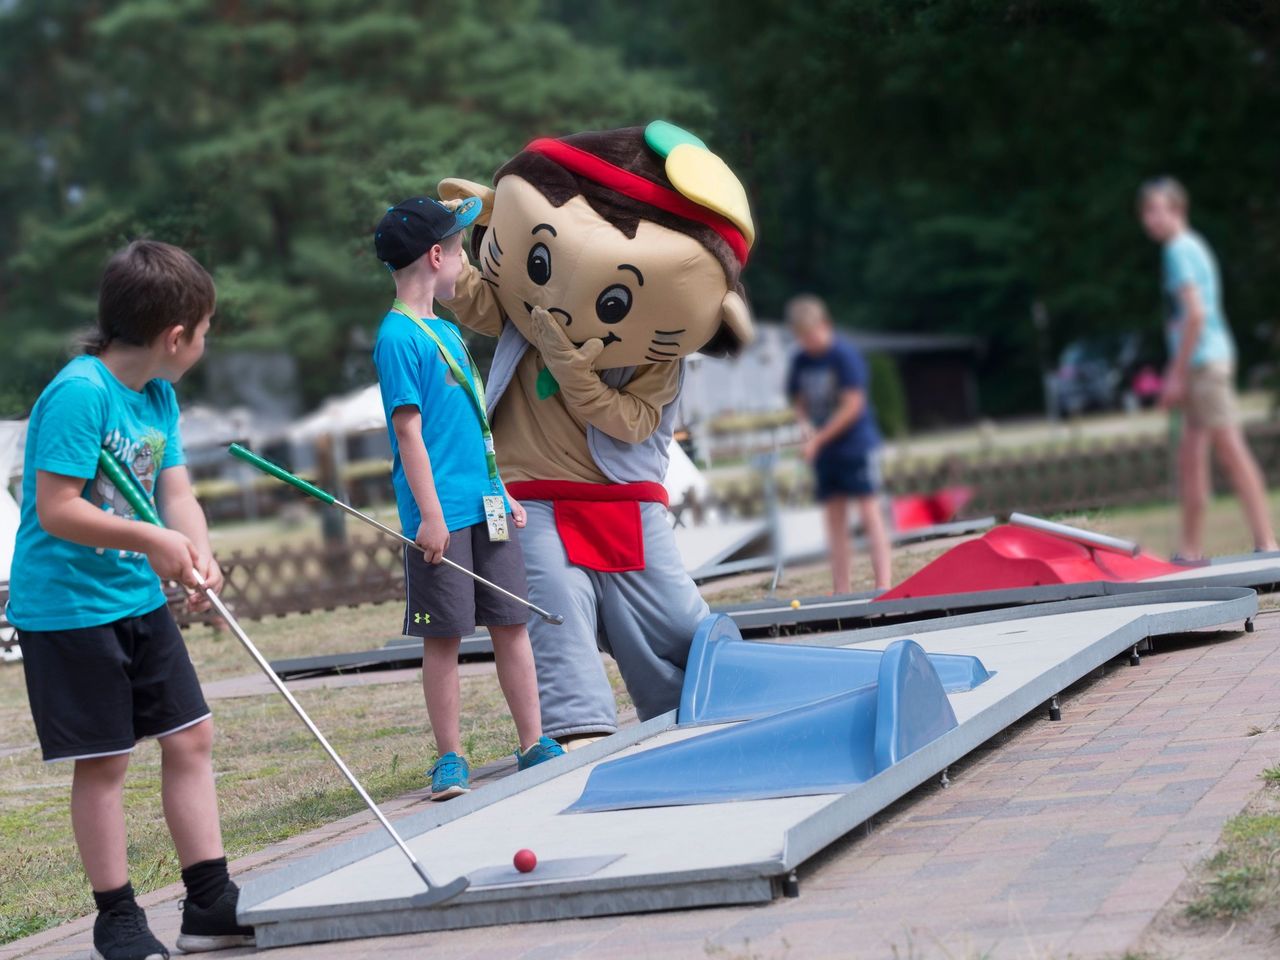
[373,197,563,801]
[7,240,253,959]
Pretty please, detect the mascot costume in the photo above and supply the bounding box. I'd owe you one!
[439,121,755,743]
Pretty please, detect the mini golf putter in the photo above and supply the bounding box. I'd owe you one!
[226,444,565,626]
[96,447,469,906]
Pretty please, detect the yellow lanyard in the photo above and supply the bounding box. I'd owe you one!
[391,300,499,489]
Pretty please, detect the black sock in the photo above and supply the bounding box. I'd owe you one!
[93,882,135,913]
[181,857,230,909]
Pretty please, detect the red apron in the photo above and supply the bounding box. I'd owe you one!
[506,480,669,573]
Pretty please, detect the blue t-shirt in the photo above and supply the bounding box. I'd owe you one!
[6,355,186,631]
[1163,230,1235,368]
[787,335,882,461]
[373,309,506,535]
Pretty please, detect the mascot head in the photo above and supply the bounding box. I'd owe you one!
[440,121,755,369]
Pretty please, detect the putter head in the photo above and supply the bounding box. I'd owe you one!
[406,874,469,908]
[543,613,566,626]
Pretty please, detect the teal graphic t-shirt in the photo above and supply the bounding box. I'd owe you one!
[373,310,506,535]
[6,356,186,631]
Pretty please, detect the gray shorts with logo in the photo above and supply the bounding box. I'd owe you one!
[403,519,529,638]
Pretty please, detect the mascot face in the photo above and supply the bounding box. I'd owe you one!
[477,176,731,367]
[441,123,756,369]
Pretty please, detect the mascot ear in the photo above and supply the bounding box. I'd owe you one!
[720,289,755,348]
[438,178,496,225]
[699,288,756,359]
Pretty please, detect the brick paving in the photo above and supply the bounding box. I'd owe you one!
[6,615,1280,960]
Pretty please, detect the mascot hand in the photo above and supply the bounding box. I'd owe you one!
[530,306,605,386]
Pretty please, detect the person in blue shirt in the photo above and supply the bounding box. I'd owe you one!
[372,197,563,801]
[1138,177,1276,558]
[785,295,892,593]
[7,241,254,959]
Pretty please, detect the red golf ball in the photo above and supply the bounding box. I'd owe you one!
[513,848,537,873]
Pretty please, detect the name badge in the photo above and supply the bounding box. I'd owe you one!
[483,495,509,542]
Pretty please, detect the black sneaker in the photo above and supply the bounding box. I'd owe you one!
[92,900,169,960]
[176,881,255,953]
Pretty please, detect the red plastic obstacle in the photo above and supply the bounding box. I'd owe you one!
[877,524,1183,600]
[891,486,974,531]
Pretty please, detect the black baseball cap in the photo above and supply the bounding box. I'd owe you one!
[374,196,483,271]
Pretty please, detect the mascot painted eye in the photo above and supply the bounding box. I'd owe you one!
[527,242,552,285]
[595,284,631,324]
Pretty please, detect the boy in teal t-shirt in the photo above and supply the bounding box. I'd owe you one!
[9,357,187,630]
[372,196,563,801]
[1138,177,1276,558]
[7,241,254,959]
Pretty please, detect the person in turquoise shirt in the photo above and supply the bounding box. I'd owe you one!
[7,240,254,959]
[372,196,563,802]
[1138,177,1276,558]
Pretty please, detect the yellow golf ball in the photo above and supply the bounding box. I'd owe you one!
[791,599,801,609]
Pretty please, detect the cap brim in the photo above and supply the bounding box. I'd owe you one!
[440,196,483,238]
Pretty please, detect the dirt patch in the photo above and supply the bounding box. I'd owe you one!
[1135,771,1280,959]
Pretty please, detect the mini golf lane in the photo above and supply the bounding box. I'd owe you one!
[238,587,1257,947]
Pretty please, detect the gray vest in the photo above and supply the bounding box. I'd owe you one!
[485,322,681,484]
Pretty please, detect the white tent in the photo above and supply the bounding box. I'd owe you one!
[0,420,24,584]
[179,404,257,450]
[287,385,386,443]
[664,439,709,504]
[1,420,24,652]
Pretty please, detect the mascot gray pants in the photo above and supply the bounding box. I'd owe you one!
[519,499,709,739]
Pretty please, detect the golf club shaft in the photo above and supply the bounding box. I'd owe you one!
[97,448,451,893]
[189,571,441,892]
[226,443,562,624]
[1009,512,1140,557]
[330,500,563,624]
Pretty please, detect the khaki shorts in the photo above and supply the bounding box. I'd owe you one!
[1185,362,1238,430]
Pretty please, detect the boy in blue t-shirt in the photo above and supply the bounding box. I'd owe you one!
[7,241,253,958]
[786,294,892,593]
[1138,177,1276,558]
[372,197,562,801]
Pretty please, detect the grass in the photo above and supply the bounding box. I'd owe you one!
[0,603,635,942]
[1,490,1275,944]
[1183,772,1280,923]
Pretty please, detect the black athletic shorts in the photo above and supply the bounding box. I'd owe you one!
[19,604,211,762]
[403,519,530,638]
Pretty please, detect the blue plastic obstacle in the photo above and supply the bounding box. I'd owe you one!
[567,616,967,813]
[680,615,994,724]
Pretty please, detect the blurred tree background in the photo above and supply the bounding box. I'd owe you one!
[2,0,1278,418]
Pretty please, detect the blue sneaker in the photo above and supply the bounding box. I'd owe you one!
[427,752,470,801]
[516,736,566,771]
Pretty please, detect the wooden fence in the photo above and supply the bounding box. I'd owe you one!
[885,420,1280,518]
[688,421,1280,521]
[190,420,1278,624]
[168,535,405,627]
[5,422,1280,633]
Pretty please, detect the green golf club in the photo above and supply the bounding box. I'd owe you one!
[96,447,468,905]
[227,443,564,625]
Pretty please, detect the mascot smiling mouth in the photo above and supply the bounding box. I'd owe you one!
[497,298,623,349]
